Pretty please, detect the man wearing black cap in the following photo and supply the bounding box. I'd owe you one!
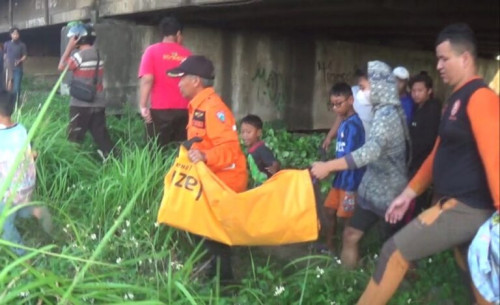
[168,55,248,281]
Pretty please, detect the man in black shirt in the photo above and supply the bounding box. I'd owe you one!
[400,72,442,221]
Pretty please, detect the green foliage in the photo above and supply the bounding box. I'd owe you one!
[0,82,470,304]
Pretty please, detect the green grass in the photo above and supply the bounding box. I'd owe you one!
[0,80,470,304]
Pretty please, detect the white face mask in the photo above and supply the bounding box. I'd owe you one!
[356,89,371,106]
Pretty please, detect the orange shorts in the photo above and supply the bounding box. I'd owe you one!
[323,188,356,218]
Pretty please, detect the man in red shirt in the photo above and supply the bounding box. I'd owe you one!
[138,17,191,148]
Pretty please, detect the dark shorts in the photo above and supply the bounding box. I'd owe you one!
[147,108,188,148]
[350,205,399,241]
[394,198,494,262]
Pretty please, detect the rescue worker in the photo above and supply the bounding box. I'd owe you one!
[168,55,248,281]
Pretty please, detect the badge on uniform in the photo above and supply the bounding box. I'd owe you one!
[193,110,206,128]
[216,111,226,122]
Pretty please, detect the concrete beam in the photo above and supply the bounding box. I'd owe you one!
[98,0,238,17]
[51,8,92,24]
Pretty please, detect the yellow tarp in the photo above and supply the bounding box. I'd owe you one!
[157,147,318,245]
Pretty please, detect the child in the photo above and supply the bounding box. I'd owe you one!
[0,90,52,256]
[322,82,366,253]
[240,114,280,186]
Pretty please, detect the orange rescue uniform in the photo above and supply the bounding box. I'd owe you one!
[187,87,248,192]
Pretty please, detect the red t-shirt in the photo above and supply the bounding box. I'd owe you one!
[138,42,191,109]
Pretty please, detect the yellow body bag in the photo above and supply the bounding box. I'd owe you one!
[157,147,318,246]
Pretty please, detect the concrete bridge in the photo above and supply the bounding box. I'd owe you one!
[1,0,498,129]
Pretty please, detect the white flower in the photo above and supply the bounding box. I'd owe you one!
[63,228,68,233]
[124,292,134,300]
[274,285,285,296]
[347,287,353,293]
[116,257,122,264]
[315,266,325,278]
[170,261,184,270]
[146,209,150,214]
[373,254,378,259]
[90,233,97,240]
[138,260,143,266]
[66,224,70,228]
[154,222,159,228]
[19,291,30,298]
[122,229,127,234]
[428,258,433,263]
[407,298,412,304]
[117,205,122,212]
[126,220,130,227]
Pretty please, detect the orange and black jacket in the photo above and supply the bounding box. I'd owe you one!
[410,78,499,210]
[187,87,248,193]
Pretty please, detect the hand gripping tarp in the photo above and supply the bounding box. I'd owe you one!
[157,146,318,246]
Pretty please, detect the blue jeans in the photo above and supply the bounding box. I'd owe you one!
[12,67,23,101]
[0,202,33,256]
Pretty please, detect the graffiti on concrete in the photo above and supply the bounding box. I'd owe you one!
[252,66,286,112]
[35,0,58,10]
[317,61,353,86]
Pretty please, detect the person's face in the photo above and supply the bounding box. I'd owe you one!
[396,78,408,94]
[330,94,353,117]
[10,30,19,41]
[411,81,432,105]
[240,123,261,147]
[358,76,370,91]
[436,40,467,87]
[178,75,197,100]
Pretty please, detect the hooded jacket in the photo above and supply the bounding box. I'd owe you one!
[345,60,409,216]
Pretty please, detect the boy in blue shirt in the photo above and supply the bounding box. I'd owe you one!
[323,82,366,253]
[0,90,52,255]
[240,114,280,186]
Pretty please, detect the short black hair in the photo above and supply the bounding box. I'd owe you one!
[159,17,183,37]
[241,114,263,130]
[329,82,353,98]
[9,27,19,34]
[0,90,15,117]
[409,72,433,90]
[354,68,368,79]
[436,23,477,59]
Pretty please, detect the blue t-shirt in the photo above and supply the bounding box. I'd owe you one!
[400,94,414,125]
[332,114,365,191]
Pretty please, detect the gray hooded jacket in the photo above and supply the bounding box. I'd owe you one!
[345,61,409,217]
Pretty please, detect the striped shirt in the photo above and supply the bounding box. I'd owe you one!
[68,47,106,107]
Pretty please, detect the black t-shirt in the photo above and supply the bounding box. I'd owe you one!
[248,141,277,177]
[409,98,441,178]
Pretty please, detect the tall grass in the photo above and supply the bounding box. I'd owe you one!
[0,81,470,304]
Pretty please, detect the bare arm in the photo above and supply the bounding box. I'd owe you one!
[139,75,154,123]
[58,36,79,71]
[322,115,342,149]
